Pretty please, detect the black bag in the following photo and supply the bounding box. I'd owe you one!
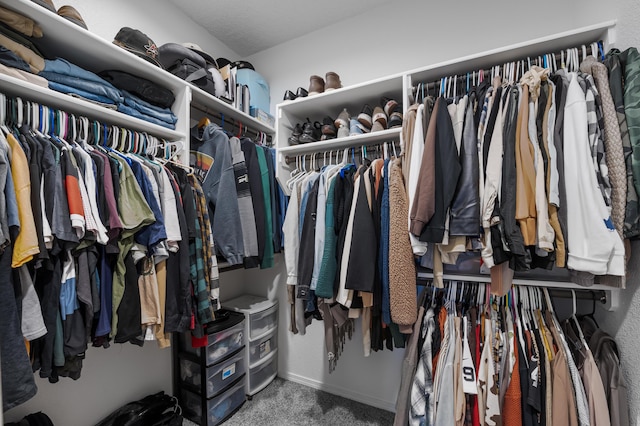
[159,43,217,96]
[166,57,216,96]
[94,391,183,426]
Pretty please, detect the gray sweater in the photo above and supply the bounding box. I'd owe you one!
[191,124,244,265]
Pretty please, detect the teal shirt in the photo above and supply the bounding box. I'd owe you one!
[256,147,274,269]
[315,175,337,298]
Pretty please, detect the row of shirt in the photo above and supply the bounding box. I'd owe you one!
[0,113,283,412]
[189,122,286,270]
[281,47,640,375]
[283,154,419,369]
[0,117,220,411]
[403,52,640,293]
[406,48,640,293]
[396,284,629,426]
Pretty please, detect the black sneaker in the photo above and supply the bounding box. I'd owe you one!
[388,111,403,129]
[321,116,337,137]
[382,97,398,116]
[299,120,321,144]
[357,104,373,129]
[283,90,297,101]
[288,123,302,145]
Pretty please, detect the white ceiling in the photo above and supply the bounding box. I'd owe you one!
[169,0,391,57]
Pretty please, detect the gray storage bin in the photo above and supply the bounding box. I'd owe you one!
[180,348,246,398]
[249,326,278,366]
[180,375,246,426]
[248,349,278,395]
[180,311,244,366]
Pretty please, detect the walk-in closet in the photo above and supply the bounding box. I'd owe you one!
[2,0,640,425]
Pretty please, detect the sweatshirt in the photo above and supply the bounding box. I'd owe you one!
[191,124,244,265]
[563,73,624,276]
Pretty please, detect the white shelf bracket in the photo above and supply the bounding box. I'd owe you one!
[602,289,620,312]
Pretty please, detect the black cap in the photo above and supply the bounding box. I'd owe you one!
[113,27,162,68]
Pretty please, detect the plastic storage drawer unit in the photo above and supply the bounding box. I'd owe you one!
[180,375,246,426]
[249,304,278,339]
[179,348,246,398]
[224,295,278,339]
[249,326,278,366]
[179,309,245,366]
[249,349,278,395]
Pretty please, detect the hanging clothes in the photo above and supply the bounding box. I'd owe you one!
[399,283,621,426]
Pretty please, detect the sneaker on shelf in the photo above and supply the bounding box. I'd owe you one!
[299,119,321,144]
[371,120,385,133]
[308,75,325,95]
[325,71,342,91]
[382,97,399,116]
[288,123,302,145]
[372,106,388,128]
[337,123,350,139]
[357,104,373,129]
[334,108,351,130]
[349,118,364,137]
[283,90,297,101]
[388,111,403,129]
[321,116,337,137]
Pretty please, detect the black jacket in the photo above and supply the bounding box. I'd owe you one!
[297,176,319,299]
[449,100,480,236]
[420,97,461,243]
[499,85,529,270]
[345,166,376,292]
[241,139,266,265]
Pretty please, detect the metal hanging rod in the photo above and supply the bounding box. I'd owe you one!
[416,277,607,304]
[284,141,400,165]
[190,103,272,145]
[412,40,605,96]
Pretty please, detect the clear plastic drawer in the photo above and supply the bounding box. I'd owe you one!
[180,375,246,426]
[248,349,278,395]
[249,326,278,367]
[180,348,246,398]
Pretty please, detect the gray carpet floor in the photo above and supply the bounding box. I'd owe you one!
[183,377,394,425]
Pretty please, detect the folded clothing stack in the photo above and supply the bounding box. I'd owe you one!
[0,4,177,130]
[38,58,177,129]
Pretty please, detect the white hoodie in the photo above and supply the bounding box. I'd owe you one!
[563,73,624,276]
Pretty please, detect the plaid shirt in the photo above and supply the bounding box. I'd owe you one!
[189,174,220,311]
[187,175,214,325]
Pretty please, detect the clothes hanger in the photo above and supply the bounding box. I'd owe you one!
[197,116,211,129]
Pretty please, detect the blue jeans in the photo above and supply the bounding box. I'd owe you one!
[41,72,123,103]
[48,81,115,105]
[44,58,111,84]
[123,91,177,124]
[117,103,176,129]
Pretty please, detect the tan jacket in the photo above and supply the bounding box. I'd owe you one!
[515,85,537,246]
[0,6,43,38]
[0,32,44,73]
[389,158,417,331]
[409,100,439,236]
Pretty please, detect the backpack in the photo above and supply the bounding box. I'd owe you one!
[94,391,183,426]
[159,43,217,96]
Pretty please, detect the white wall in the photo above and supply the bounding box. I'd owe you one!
[242,256,405,412]
[60,0,240,60]
[247,0,611,116]
[4,344,173,425]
